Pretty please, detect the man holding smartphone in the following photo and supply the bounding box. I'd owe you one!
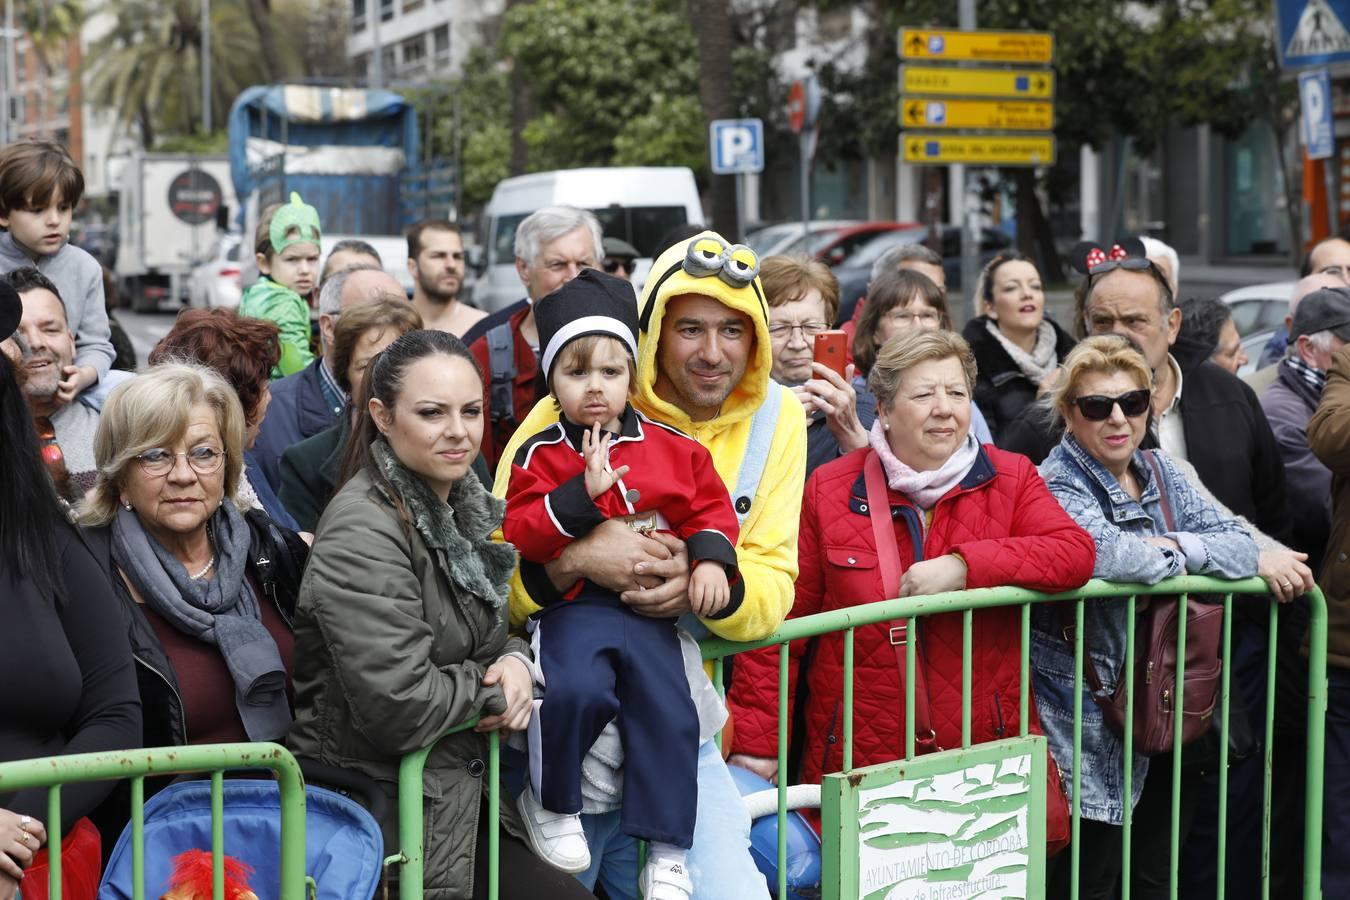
[760,255,870,477]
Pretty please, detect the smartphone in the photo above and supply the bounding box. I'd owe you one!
[813,330,848,379]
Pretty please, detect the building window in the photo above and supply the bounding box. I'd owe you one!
[352,0,366,30]
[381,46,396,75]
[402,0,424,11]
[402,35,425,64]
[432,24,449,62]
[355,52,370,77]
[379,0,393,22]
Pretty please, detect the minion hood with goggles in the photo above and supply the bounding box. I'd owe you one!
[270,192,322,255]
[634,232,774,432]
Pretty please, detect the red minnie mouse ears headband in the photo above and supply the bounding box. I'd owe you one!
[1068,237,1148,276]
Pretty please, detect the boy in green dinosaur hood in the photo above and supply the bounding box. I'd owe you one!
[239,192,321,378]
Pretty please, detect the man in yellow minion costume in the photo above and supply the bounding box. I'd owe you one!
[493,232,805,898]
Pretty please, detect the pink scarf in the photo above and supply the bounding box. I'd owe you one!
[867,419,980,511]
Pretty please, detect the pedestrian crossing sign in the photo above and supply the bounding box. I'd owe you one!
[1279,0,1350,67]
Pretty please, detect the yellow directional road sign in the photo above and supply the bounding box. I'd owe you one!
[899,99,1053,131]
[901,66,1054,100]
[900,28,1054,64]
[902,134,1056,167]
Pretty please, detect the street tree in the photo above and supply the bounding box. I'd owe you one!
[807,0,1292,277]
[85,0,263,147]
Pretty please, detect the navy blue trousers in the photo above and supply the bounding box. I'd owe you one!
[533,595,699,849]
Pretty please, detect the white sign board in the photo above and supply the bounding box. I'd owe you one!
[710,119,765,175]
[1300,69,1335,160]
[822,737,1047,900]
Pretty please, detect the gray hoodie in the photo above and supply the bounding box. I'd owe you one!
[0,232,113,380]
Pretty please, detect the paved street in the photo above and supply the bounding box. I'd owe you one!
[112,307,178,368]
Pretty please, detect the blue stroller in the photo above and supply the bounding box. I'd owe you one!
[97,775,385,900]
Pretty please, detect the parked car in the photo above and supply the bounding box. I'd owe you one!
[833,226,1014,325]
[188,234,243,309]
[815,222,923,268]
[744,220,860,259]
[1218,281,1293,337]
[1238,328,1277,378]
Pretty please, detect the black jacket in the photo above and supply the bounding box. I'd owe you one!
[86,508,308,748]
[251,359,342,493]
[279,419,348,533]
[961,315,1077,444]
[1002,356,1291,543]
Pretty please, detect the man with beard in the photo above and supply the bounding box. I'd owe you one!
[406,218,485,337]
[2,266,100,500]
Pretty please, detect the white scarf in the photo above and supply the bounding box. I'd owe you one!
[986,318,1059,382]
[868,419,980,511]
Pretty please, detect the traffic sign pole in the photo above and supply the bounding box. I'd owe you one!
[958,0,980,327]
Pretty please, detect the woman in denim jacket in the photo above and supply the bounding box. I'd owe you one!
[1033,335,1258,899]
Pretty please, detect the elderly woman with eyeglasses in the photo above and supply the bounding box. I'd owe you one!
[81,362,308,756]
[853,267,994,445]
[1033,335,1258,899]
[761,254,870,476]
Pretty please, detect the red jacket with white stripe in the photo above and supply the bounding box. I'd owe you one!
[503,405,741,606]
[728,445,1094,787]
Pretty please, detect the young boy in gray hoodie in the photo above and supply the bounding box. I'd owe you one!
[0,140,113,400]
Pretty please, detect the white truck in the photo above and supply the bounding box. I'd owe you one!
[115,153,237,312]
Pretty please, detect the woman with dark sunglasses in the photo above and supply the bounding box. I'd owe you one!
[1031,335,1258,899]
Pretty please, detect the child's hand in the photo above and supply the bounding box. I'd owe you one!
[690,560,729,617]
[57,364,97,405]
[582,421,630,499]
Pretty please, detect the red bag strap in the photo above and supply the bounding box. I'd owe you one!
[863,451,903,597]
[863,451,938,751]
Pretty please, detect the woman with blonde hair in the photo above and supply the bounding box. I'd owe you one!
[82,362,308,752]
[729,328,1092,853]
[1034,334,1259,898]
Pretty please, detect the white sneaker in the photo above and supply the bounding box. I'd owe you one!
[639,855,693,900]
[516,787,591,873]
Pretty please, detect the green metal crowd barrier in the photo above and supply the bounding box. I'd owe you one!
[700,576,1329,900]
[0,576,1328,900]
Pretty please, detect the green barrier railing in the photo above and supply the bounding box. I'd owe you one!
[0,577,1327,900]
[390,722,499,900]
[701,576,1328,900]
[0,742,307,900]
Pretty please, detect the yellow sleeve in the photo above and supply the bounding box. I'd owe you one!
[489,397,563,629]
[703,387,807,642]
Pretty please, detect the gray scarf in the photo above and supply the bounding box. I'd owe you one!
[371,438,516,614]
[986,318,1059,383]
[111,503,291,741]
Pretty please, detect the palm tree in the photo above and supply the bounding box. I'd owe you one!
[84,0,264,147]
[19,0,82,128]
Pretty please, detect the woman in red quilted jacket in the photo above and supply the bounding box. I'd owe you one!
[727,329,1095,851]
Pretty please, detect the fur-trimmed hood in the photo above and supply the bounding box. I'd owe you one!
[370,437,516,611]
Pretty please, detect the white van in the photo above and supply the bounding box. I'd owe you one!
[472,167,704,312]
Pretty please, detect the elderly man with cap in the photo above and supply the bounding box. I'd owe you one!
[1256,270,1350,373]
[1262,287,1350,573]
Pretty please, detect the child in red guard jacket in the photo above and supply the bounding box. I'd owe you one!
[503,269,740,900]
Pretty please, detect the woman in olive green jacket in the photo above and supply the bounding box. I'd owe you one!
[288,330,593,900]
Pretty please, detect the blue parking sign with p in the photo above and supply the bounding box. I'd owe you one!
[710,119,765,175]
